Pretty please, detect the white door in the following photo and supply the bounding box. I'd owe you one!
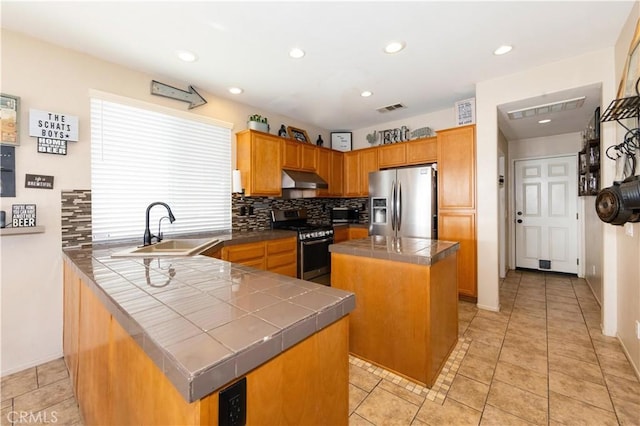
[515,156,577,273]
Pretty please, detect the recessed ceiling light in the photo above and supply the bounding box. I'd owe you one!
[384,41,405,54]
[361,91,373,97]
[538,119,551,124]
[289,48,305,59]
[229,87,243,95]
[177,50,198,62]
[493,45,513,56]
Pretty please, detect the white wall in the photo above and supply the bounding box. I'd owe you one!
[476,49,618,317]
[613,5,640,378]
[0,29,328,376]
[351,108,455,150]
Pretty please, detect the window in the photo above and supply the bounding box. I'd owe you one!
[91,92,232,242]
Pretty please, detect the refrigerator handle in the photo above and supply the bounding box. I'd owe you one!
[391,180,396,230]
[397,181,402,232]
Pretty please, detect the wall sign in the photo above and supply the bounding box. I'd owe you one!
[25,174,54,190]
[455,98,476,126]
[331,132,352,152]
[0,146,16,197]
[37,137,67,155]
[1,93,20,146]
[29,109,78,141]
[12,204,36,227]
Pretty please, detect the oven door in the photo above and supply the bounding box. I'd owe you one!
[299,236,333,282]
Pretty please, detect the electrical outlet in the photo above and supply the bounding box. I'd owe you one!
[592,265,596,275]
[219,377,246,426]
[636,320,640,340]
[625,222,634,237]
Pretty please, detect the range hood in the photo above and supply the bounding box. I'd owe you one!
[281,169,328,190]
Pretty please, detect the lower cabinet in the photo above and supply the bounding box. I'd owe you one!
[438,212,477,299]
[333,226,368,243]
[221,237,297,278]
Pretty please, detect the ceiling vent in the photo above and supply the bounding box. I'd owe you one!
[507,96,586,120]
[376,103,406,113]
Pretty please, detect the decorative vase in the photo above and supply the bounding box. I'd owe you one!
[248,121,269,133]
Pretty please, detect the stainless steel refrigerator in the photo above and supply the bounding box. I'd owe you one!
[369,165,437,239]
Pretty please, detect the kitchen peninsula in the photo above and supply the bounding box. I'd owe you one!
[330,236,459,387]
[62,237,354,425]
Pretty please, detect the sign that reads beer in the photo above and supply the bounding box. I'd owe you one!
[12,204,36,227]
[37,138,67,155]
[29,109,78,141]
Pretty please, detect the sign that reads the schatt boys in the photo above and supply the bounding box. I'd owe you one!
[29,109,79,141]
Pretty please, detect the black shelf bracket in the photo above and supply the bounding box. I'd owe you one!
[600,95,640,133]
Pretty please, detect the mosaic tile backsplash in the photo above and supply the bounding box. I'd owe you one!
[60,189,368,247]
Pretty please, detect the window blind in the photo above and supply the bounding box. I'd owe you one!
[91,97,232,242]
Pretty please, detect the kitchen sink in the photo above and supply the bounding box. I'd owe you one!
[111,237,221,257]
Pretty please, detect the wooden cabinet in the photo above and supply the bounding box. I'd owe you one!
[222,241,266,269]
[333,227,349,243]
[330,150,344,196]
[283,139,317,171]
[378,144,406,168]
[437,125,477,299]
[344,148,378,196]
[316,148,331,197]
[222,237,297,278]
[348,227,368,240]
[266,237,297,277]
[236,130,282,197]
[406,137,437,165]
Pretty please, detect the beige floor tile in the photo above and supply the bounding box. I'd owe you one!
[593,339,630,363]
[510,305,546,320]
[447,375,489,411]
[468,316,508,336]
[474,309,510,324]
[349,413,374,425]
[505,321,547,341]
[13,379,74,415]
[493,361,547,398]
[515,291,546,303]
[486,380,548,425]
[546,324,592,347]
[31,397,82,425]
[611,396,640,426]
[349,383,368,415]
[546,308,586,324]
[355,387,419,426]
[0,399,10,410]
[480,404,537,425]
[509,311,547,326]
[463,328,504,349]
[503,331,547,355]
[457,354,496,385]
[549,391,619,426]
[415,397,481,426]
[498,346,547,376]
[549,370,614,412]
[466,340,501,363]
[377,379,424,406]
[545,292,579,304]
[604,374,640,406]
[513,299,546,312]
[0,405,12,426]
[349,364,381,393]
[547,336,599,365]
[548,352,604,385]
[1,368,37,401]
[35,359,69,387]
[599,352,640,383]
[411,418,428,426]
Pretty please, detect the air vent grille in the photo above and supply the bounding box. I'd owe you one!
[507,96,586,120]
[376,103,406,113]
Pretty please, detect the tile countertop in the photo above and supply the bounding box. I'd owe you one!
[62,230,355,403]
[329,235,459,266]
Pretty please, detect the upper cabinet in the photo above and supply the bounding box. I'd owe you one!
[283,139,317,172]
[236,130,283,197]
[344,148,378,197]
[406,137,437,165]
[437,125,476,210]
[378,144,406,168]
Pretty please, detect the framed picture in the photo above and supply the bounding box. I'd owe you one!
[287,126,310,143]
[331,132,352,152]
[1,93,20,146]
[618,18,640,98]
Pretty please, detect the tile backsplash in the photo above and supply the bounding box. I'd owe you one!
[60,189,368,247]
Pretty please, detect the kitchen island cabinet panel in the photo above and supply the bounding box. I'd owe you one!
[62,262,80,392]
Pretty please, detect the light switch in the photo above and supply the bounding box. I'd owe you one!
[624,223,634,237]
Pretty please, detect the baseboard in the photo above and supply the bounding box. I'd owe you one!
[1,351,63,378]
[476,303,500,312]
[616,333,640,382]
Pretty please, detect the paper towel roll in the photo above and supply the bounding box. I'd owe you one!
[232,170,243,193]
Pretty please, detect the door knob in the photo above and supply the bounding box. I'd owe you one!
[517,219,523,223]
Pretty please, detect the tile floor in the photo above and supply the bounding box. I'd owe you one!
[1,270,639,425]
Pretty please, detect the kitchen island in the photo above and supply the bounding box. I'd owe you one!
[63,237,354,425]
[330,236,459,387]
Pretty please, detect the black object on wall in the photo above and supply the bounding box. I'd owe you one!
[0,145,16,197]
[595,176,640,225]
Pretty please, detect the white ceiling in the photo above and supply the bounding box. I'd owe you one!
[1,1,634,139]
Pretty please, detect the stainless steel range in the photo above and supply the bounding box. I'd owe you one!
[271,208,334,282]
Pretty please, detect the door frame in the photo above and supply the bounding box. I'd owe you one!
[509,153,583,274]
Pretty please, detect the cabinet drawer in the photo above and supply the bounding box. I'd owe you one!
[222,242,265,262]
[238,258,266,270]
[267,252,297,269]
[267,238,297,255]
[268,263,297,278]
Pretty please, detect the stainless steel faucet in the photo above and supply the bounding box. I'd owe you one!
[143,202,176,246]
